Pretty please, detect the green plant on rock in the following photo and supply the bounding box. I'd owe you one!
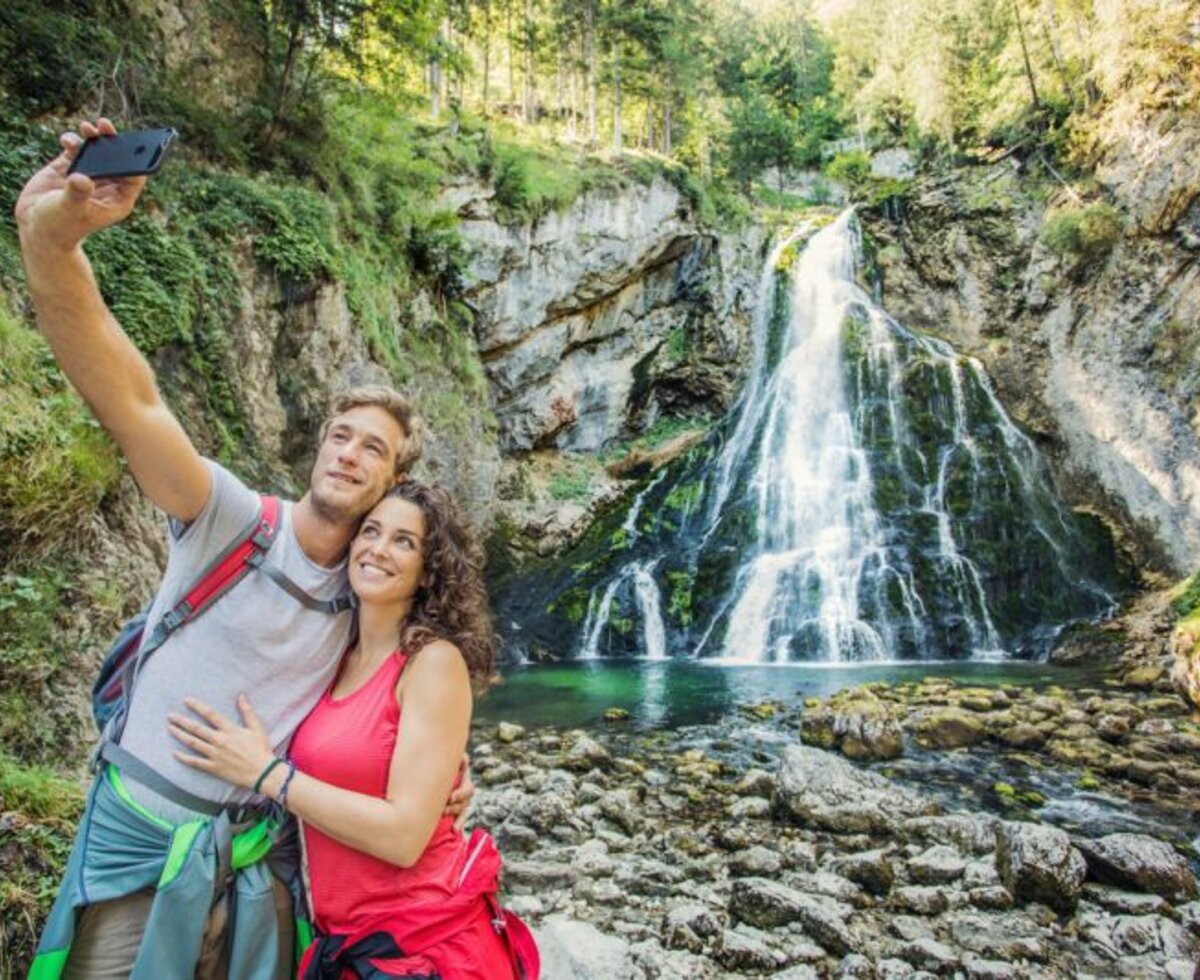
[1040,203,1122,263]
[666,571,694,627]
[0,304,120,552]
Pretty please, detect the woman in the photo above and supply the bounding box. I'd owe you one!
[167,482,533,979]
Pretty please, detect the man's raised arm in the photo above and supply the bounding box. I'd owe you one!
[14,118,211,522]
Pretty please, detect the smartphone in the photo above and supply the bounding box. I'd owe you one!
[68,128,178,179]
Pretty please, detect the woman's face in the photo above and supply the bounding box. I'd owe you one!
[349,496,427,606]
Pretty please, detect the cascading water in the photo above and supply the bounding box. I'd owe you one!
[499,210,1121,663]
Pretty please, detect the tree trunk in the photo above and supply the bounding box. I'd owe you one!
[1012,0,1042,112]
[663,99,672,156]
[1040,0,1075,101]
[482,0,492,113]
[507,0,516,106]
[586,0,597,146]
[612,41,622,153]
[567,33,579,139]
[523,0,536,123]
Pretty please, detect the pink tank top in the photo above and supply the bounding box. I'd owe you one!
[289,649,468,938]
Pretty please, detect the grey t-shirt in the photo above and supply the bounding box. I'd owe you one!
[119,460,354,817]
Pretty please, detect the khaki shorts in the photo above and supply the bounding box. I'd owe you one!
[63,878,293,980]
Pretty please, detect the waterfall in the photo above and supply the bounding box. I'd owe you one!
[507,209,1119,664]
[578,558,667,660]
[716,212,896,662]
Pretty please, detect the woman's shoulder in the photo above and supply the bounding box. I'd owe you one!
[398,639,470,692]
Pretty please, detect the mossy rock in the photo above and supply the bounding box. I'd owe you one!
[603,707,631,723]
[911,707,987,750]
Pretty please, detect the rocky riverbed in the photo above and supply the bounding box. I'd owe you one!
[474,674,1200,979]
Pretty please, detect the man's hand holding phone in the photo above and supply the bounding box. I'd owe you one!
[15,118,150,256]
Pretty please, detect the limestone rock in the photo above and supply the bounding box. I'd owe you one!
[776,744,938,834]
[995,821,1087,914]
[910,707,988,750]
[535,916,635,979]
[1076,833,1199,903]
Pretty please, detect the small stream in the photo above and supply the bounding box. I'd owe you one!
[476,659,1200,857]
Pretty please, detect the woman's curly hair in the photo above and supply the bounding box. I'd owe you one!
[385,481,496,695]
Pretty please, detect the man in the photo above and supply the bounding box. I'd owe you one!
[16,118,471,978]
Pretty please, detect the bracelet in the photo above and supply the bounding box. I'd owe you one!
[253,757,285,795]
[276,759,298,810]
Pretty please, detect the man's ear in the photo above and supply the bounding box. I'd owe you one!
[394,471,411,486]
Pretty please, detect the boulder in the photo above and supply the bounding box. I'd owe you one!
[661,903,724,954]
[535,916,635,980]
[1076,833,1199,903]
[910,707,988,749]
[497,721,526,743]
[995,821,1087,915]
[776,744,938,834]
[716,928,788,972]
[800,691,905,760]
[728,878,855,954]
[908,845,967,885]
[827,847,896,896]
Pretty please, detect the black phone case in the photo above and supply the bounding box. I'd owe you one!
[68,128,178,179]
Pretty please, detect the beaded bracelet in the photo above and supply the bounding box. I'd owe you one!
[276,759,298,810]
[253,757,285,795]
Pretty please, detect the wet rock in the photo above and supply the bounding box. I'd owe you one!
[734,768,776,796]
[967,886,1013,910]
[727,877,808,928]
[728,845,783,878]
[506,860,581,891]
[1081,883,1168,915]
[827,847,896,896]
[564,733,613,771]
[1096,714,1132,742]
[898,937,959,974]
[1076,833,1200,902]
[661,903,724,954]
[834,952,874,977]
[598,789,642,835]
[875,959,917,979]
[728,878,856,953]
[497,721,526,743]
[995,821,1087,915]
[910,707,988,749]
[716,927,788,972]
[908,845,967,885]
[480,761,520,785]
[495,822,539,853]
[800,692,905,761]
[629,939,721,979]
[944,910,1048,961]
[995,724,1046,750]
[776,744,938,834]
[890,886,950,916]
[728,796,773,819]
[903,814,1001,856]
[962,959,1019,980]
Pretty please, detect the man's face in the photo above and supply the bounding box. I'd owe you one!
[309,405,406,523]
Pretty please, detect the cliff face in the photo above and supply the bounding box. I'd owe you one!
[863,109,1200,576]
[454,177,763,455]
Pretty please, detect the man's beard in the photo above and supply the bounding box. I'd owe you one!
[310,480,380,525]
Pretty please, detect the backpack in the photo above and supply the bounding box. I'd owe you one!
[93,495,353,738]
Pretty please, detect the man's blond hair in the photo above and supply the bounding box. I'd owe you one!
[320,385,423,475]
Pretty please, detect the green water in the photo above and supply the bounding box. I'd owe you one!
[475,659,1109,730]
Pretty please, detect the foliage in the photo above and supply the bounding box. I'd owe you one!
[1040,202,1123,261]
[826,151,873,191]
[548,458,598,502]
[0,303,120,553]
[1174,572,1200,621]
[0,1,124,116]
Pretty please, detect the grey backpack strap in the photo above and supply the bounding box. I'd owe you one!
[245,550,357,614]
